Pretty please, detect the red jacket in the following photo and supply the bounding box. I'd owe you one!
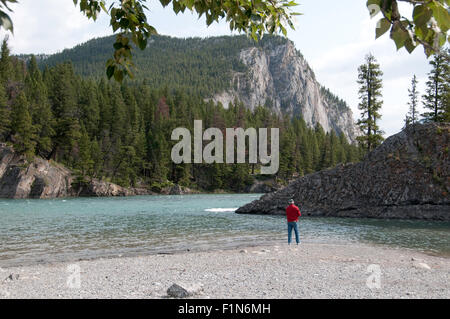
[286,204,301,222]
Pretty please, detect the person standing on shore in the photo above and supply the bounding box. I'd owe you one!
[286,199,301,245]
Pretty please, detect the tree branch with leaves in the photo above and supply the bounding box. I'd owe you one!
[367,0,449,56]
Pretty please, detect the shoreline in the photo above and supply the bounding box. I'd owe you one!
[1,241,449,299]
[1,237,448,270]
[2,193,449,223]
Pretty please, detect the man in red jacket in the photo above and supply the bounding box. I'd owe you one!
[286,199,301,245]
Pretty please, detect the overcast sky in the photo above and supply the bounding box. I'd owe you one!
[0,0,433,137]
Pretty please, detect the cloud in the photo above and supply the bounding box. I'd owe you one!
[1,0,111,54]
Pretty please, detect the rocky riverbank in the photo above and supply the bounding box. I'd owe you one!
[0,242,448,298]
[0,143,279,199]
[237,123,450,220]
[0,143,151,198]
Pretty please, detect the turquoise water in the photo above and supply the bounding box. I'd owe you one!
[0,194,449,267]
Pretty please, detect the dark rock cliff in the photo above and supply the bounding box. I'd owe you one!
[236,123,450,220]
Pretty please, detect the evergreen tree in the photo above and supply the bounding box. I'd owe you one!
[337,133,348,164]
[356,53,384,152]
[77,125,94,176]
[10,92,36,158]
[422,53,450,122]
[278,126,296,179]
[405,74,419,126]
[79,80,100,137]
[0,84,10,141]
[25,56,55,157]
[0,37,13,87]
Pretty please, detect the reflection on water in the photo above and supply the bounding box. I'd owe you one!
[0,194,449,267]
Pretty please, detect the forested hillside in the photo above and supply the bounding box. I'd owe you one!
[1,38,363,192]
[37,35,285,97]
[36,34,361,143]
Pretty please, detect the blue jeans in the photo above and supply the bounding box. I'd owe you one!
[287,221,300,244]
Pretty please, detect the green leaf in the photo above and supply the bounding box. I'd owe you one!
[113,42,123,50]
[100,1,108,13]
[366,0,382,17]
[429,2,450,32]
[391,23,409,50]
[366,0,382,9]
[413,5,432,27]
[0,11,13,33]
[404,38,417,53]
[414,24,429,41]
[106,65,115,79]
[438,32,447,47]
[137,36,147,50]
[105,58,115,67]
[119,18,130,28]
[376,18,391,39]
[159,0,171,7]
[114,69,124,82]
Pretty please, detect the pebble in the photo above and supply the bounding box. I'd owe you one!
[4,274,19,282]
[414,262,432,270]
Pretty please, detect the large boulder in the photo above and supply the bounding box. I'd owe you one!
[0,144,74,198]
[236,123,450,220]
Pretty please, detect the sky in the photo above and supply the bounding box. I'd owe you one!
[0,0,434,137]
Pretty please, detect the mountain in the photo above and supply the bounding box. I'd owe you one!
[207,39,360,142]
[40,35,360,142]
[236,122,450,220]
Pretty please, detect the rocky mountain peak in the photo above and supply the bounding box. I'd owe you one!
[209,38,360,143]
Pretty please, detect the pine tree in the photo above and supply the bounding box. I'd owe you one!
[79,80,100,137]
[278,126,296,179]
[25,56,55,157]
[422,53,449,122]
[405,75,419,126]
[356,53,384,152]
[0,84,10,141]
[0,37,13,87]
[77,125,94,176]
[90,138,102,178]
[10,92,36,158]
[47,63,81,163]
[337,133,348,164]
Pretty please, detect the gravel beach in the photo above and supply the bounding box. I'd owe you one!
[0,242,449,299]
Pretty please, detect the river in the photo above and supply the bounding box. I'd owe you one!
[0,194,449,267]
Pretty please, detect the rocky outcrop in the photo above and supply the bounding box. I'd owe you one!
[160,184,198,195]
[0,143,151,199]
[0,144,74,198]
[76,179,151,197]
[245,178,284,193]
[236,123,450,220]
[209,39,360,142]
